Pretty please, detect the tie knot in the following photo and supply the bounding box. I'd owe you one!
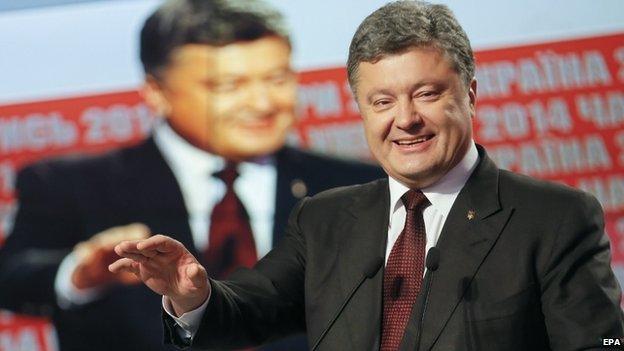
[401,189,429,211]
[214,162,239,187]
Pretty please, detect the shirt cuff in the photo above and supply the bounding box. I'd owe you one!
[162,294,210,340]
[54,252,104,309]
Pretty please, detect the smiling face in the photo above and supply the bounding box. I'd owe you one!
[144,36,296,161]
[354,47,476,189]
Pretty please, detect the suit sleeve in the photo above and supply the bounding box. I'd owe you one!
[540,191,624,349]
[0,164,83,314]
[174,198,309,350]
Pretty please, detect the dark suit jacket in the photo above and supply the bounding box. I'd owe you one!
[0,136,383,351]
[178,145,623,351]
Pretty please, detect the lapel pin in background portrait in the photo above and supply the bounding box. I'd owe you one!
[291,179,308,199]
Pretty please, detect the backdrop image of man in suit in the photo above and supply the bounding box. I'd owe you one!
[0,1,382,350]
[111,1,624,350]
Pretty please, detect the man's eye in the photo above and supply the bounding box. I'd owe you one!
[417,91,440,99]
[266,72,295,85]
[373,99,391,107]
[268,73,293,85]
[371,99,394,112]
[212,82,239,92]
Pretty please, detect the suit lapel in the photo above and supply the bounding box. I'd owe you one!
[403,146,514,351]
[113,137,196,255]
[273,148,302,249]
[334,179,389,350]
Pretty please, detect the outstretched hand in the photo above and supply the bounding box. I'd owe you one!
[109,235,210,316]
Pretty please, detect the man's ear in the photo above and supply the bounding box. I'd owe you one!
[141,75,170,117]
[468,77,477,118]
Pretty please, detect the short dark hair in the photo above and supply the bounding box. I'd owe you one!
[347,0,474,92]
[140,0,290,77]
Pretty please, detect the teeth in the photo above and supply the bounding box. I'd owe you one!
[396,135,430,145]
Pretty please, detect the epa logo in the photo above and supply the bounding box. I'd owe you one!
[603,338,624,346]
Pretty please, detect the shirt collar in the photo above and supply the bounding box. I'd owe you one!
[152,119,275,178]
[388,142,480,219]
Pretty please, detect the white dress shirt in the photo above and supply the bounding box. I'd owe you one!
[154,120,277,256]
[165,142,480,340]
[386,142,479,267]
[55,120,277,308]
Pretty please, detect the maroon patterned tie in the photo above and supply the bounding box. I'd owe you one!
[380,189,430,351]
[204,163,258,280]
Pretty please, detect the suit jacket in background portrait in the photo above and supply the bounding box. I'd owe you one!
[0,136,383,351]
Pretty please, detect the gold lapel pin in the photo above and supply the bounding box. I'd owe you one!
[467,210,476,220]
[291,179,308,199]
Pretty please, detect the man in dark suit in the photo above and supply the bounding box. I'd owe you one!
[110,1,624,350]
[0,1,382,351]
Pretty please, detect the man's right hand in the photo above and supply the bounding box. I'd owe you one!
[109,235,210,317]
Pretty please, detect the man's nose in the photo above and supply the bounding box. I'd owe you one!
[394,99,423,130]
[245,81,274,113]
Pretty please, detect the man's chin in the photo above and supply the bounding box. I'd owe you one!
[387,159,429,178]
